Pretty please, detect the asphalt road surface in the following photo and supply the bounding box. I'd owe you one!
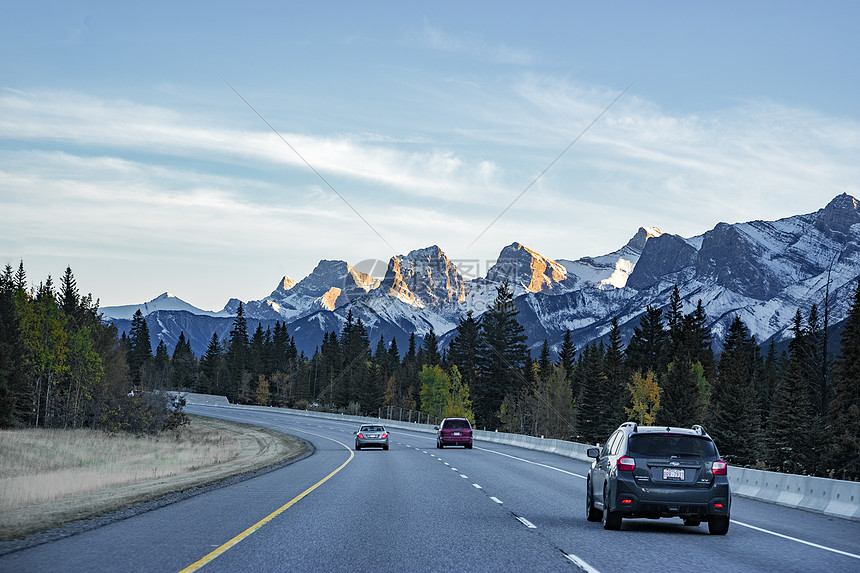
[2,405,859,573]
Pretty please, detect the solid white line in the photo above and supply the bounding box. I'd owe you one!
[516,516,537,529]
[473,483,482,489]
[565,553,601,573]
[490,497,503,504]
[475,446,586,479]
[731,520,860,560]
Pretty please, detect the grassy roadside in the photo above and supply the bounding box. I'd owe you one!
[0,415,307,541]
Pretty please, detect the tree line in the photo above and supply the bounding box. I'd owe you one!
[0,263,184,433]
[3,263,858,480]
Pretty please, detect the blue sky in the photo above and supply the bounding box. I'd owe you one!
[2,1,859,310]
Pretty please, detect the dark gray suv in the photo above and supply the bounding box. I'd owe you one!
[586,422,730,535]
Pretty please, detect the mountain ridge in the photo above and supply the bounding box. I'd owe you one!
[102,194,860,358]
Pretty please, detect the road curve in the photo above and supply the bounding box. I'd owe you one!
[1,405,858,573]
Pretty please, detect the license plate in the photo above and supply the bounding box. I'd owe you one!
[663,468,685,480]
[453,432,461,436]
[367,435,377,439]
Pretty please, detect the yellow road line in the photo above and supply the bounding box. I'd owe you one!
[178,431,354,572]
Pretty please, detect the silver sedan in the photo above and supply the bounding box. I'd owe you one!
[354,424,389,450]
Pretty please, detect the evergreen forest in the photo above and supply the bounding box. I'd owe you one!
[2,263,858,480]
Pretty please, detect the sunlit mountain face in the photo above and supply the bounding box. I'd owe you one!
[102,194,860,358]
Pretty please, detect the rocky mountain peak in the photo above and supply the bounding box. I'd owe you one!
[274,276,297,295]
[487,242,568,294]
[625,227,663,252]
[817,193,860,236]
[381,245,465,308]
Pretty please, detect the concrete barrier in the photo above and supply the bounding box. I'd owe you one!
[726,466,860,520]
[184,395,860,521]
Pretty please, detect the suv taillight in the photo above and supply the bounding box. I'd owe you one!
[618,456,635,471]
[712,460,727,476]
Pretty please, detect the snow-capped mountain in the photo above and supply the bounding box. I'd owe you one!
[558,226,663,290]
[486,242,571,295]
[103,194,860,359]
[513,193,860,353]
[242,260,380,321]
[101,292,234,320]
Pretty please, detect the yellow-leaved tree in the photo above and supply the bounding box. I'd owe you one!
[626,370,661,425]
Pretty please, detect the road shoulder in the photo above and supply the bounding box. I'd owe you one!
[0,415,309,552]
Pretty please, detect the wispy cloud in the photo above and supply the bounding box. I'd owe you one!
[0,90,502,203]
[420,20,533,65]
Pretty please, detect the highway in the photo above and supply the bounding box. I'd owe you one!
[2,405,859,572]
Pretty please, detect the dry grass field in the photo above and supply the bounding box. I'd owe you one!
[0,422,241,512]
[0,416,306,540]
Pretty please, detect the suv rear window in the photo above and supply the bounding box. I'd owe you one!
[627,434,717,458]
[442,419,471,429]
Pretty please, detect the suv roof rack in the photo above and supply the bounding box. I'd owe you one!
[621,421,638,433]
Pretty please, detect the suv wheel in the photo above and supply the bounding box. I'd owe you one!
[601,486,622,530]
[586,480,601,522]
[708,517,729,535]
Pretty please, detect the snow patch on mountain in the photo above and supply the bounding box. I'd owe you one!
[558,227,662,290]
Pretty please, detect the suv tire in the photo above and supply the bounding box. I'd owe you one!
[586,480,602,522]
[708,517,729,535]
[601,486,622,530]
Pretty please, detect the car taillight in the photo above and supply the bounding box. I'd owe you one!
[381,433,388,439]
[618,456,635,471]
[357,433,365,439]
[712,460,727,475]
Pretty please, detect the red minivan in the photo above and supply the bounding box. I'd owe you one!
[435,417,473,449]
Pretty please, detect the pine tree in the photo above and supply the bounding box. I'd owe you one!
[806,305,828,418]
[144,339,172,390]
[658,357,703,428]
[0,268,29,427]
[474,281,528,430]
[127,310,152,389]
[225,303,249,402]
[248,323,267,381]
[558,329,577,382]
[603,318,628,430]
[538,339,553,382]
[448,311,481,398]
[59,266,79,320]
[826,280,860,480]
[626,305,668,376]
[171,332,196,390]
[710,316,760,466]
[687,300,716,381]
[574,342,608,444]
[198,333,224,395]
[14,261,26,293]
[767,311,814,473]
[421,329,440,366]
